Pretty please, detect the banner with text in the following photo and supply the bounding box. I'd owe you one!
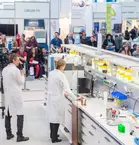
[15,2,49,19]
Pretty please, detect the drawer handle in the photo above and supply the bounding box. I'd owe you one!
[104,137,111,143]
[81,131,86,136]
[81,123,85,127]
[91,125,96,130]
[68,110,72,114]
[89,131,94,136]
[69,104,72,107]
[81,114,86,120]
[82,139,87,144]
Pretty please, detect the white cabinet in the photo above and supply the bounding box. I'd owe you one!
[81,112,120,145]
[64,98,72,133]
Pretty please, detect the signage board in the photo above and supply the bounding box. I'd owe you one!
[15,2,49,19]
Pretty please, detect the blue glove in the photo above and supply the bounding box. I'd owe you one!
[134,138,139,145]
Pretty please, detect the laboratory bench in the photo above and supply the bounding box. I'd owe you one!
[47,44,139,145]
[64,96,135,145]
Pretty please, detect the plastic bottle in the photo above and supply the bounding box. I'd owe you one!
[92,58,95,69]
[124,68,132,82]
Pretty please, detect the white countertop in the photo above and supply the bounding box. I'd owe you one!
[72,97,135,145]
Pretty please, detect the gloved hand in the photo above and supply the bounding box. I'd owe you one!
[134,138,139,145]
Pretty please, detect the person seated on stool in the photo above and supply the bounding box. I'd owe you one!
[25,36,38,53]
[29,47,40,79]
[50,32,63,53]
[11,40,19,54]
[39,48,48,77]
[16,47,27,69]
[47,59,77,143]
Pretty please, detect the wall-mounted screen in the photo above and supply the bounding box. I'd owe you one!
[0,24,18,36]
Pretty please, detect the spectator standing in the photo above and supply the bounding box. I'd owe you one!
[102,34,116,51]
[50,32,63,53]
[130,26,137,40]
[92,30,97,40]
[64,32,75,44]
[115,34,123,52]
[88,36,97,47]
[125,27,130,40]
[133,45,139,58]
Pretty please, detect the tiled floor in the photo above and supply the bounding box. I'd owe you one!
[0,80,70,145]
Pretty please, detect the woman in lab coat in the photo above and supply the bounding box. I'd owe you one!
[2,54,29,142]
[47,59,77,143]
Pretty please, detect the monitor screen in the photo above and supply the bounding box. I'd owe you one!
[78,77,93,94]
[0,24,18,36]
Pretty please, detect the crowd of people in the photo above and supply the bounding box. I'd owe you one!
[0,33,48,79]
[1,28,139,79]
[50,30,139,58]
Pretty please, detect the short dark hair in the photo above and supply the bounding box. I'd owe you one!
[55,32,59,35]
[9,54,19,63]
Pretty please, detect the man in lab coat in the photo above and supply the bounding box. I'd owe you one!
[47,59,77,143]
[2,54,29,142]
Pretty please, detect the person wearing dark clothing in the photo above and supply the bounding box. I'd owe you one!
[124,27,130,40]
[115,34,123,52]
[88,36,97,47]
[133,45,139,58]
[131,44,137,55]
[80,32,89,45]
[102,34,116,51]
[25,36,38,50]
[130,27,137,40]
[64,32,75,44]
[39,48,48,77]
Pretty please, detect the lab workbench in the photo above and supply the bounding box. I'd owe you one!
[64,96,135,145]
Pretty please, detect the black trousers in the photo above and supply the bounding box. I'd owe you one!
[5,109,24,137]
[50,123,60,141]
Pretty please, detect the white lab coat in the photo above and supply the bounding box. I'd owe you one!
[2,64,25,116]
[47,69,76,124]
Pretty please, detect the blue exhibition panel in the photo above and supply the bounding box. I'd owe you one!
[38,43,48,51]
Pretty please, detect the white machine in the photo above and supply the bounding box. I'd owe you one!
[48,54,84,93]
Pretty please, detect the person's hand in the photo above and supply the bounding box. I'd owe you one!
[20,70,25,76]
[20,61,23,64]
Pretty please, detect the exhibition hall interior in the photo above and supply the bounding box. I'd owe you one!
[0,0,139,145]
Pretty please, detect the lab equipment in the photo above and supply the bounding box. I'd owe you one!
[134,138,139,145]
[118,124,126,133]
[111,91,127,109]
[78,77,94,97]
[129,115,139,137]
